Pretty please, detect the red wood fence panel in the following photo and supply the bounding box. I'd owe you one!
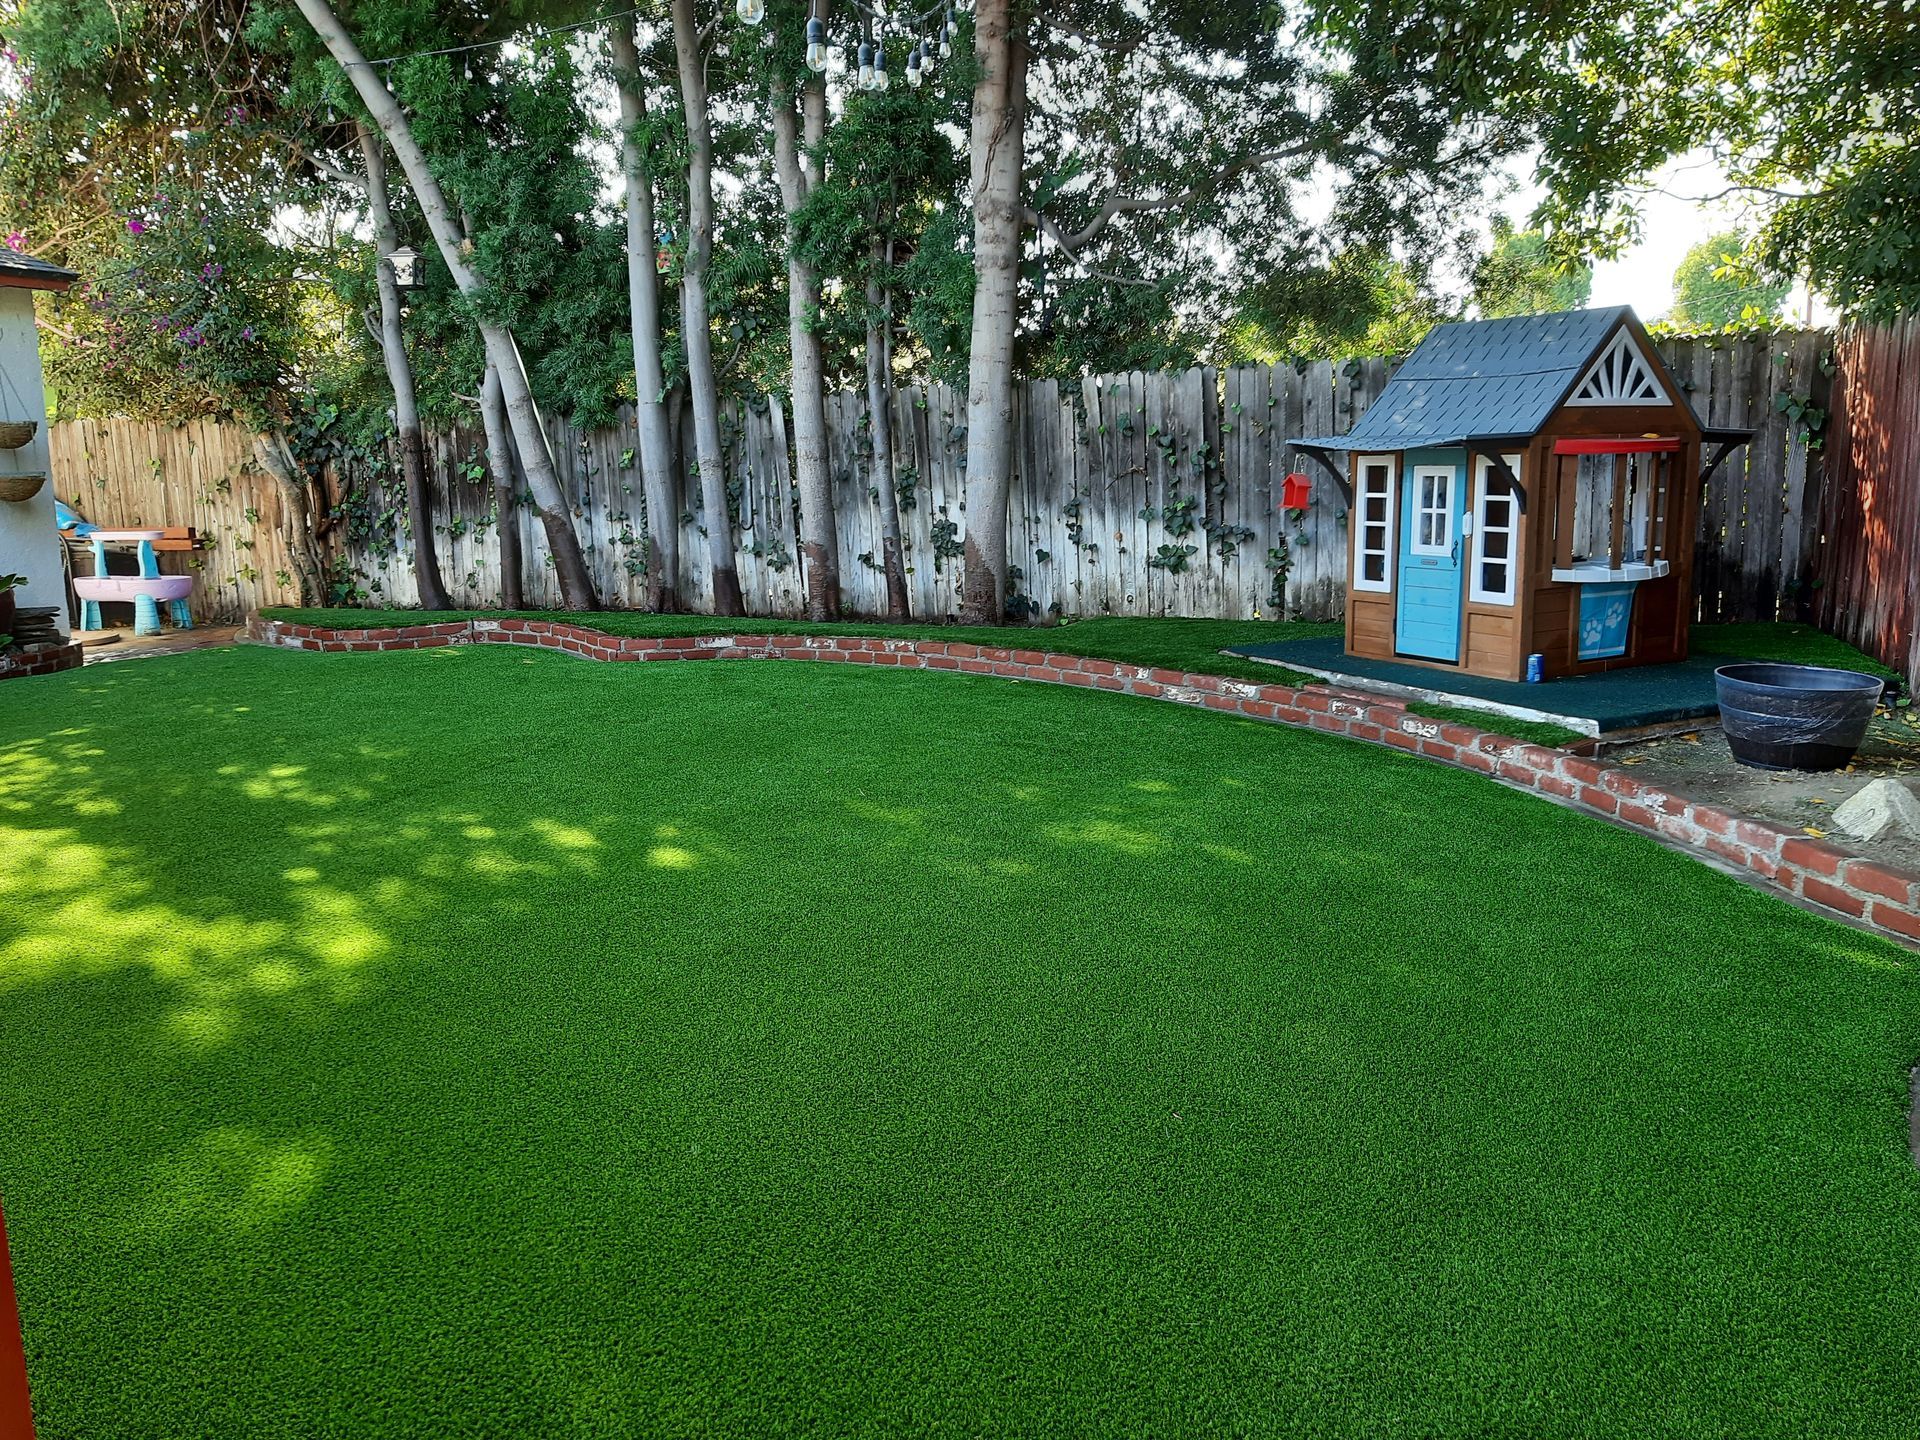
[1815,318,1920,682]
[0,1199,34,1440]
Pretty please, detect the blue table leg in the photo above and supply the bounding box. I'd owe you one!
[136,540,158,578]
[132,594,162,637]
[168,598,194,630]
[81,599,101,631]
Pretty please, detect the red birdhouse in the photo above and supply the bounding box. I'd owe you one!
[1281,472,1312,511]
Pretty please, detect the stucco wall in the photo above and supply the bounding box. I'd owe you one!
[0,287,65,635]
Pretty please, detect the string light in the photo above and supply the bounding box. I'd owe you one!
[752,0,966,100]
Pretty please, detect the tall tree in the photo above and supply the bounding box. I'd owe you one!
[954,2,1526,621]
[1668,231,1790,331]
[1473,217,1592,319]
[669,0,746,616]
[355,120,451,610]
[957,0,1027,623]
[791,31,964,622]
[862,240,909,620]
[609,13,681,612]
[480,361,525,610]
[292,0,600,610]
[767,13,839,621]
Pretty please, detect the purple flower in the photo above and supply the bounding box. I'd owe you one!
[241,327,254,341]
[127,217,146,236]
[3,231,21,251]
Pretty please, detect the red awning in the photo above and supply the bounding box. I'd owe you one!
[1552,437,1682,455]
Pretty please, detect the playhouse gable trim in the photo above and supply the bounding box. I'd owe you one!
[1566,327,1665,407]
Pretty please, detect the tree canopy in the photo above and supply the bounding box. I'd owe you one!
[1667,230,1792,331]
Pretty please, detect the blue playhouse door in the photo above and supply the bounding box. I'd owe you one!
[1395,455,1468,662]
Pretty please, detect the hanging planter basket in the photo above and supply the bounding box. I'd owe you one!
[0,420,36,451]
[0,474,46,504]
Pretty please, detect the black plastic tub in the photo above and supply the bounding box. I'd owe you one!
[1713,663,1885,771]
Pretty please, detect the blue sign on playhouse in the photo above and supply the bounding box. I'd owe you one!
[1577,582,1637,660]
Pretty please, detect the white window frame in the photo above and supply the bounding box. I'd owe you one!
[1469,454,1523,605]
[1351,455,1396,593]
[1410,465,1456,557]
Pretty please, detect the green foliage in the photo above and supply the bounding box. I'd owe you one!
[1667,231,1791,332]
[1230,247,1451,363]
[1473,216,1592,319]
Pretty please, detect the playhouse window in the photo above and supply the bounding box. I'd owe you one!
[1411,467,1454,556]
[1353,456,1395,592]
[1568,454,1662,565]
[1470,456,1521,605]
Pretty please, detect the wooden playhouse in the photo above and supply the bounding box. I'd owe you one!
[1294,307,1752,682]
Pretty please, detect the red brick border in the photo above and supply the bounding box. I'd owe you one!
[245,615,1920,947]
[0,642,82,683]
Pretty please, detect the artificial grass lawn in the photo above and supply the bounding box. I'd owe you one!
[3,644,1919,1437]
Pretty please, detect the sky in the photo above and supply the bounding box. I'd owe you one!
[1506,149,1831,326]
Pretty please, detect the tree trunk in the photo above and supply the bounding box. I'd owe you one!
[481,362,525,610]
[355,121,452,612]
[771,71,838,620]
[865,242,910,621]
[294,0,599,610]
[252,430,328,605]
[958,0,1029,624]
[670,0,745,617]
[610,14,680,613]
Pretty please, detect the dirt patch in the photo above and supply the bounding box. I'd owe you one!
[1607,705,1920,872]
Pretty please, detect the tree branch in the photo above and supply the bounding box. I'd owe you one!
[1035,142,1319,252]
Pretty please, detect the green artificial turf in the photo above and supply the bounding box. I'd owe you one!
[1694,620,1905,684]
[5,645,1917,1438]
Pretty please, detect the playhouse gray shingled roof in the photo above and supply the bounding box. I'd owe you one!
[1298,306,1637,451]
[0,244,80,287]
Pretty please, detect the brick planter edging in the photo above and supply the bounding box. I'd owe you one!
[244,614,1920,946]
[0,641,83,682]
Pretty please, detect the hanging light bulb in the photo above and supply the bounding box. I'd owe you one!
[857,40,874,90]
[805,16,829,72]
[735,0,765,24]
[946,7,959,41]
[874,43,889,89]
[939,31,952,59]
[906,44,923,86]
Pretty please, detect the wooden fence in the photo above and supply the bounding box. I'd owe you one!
[47,331,1859,646]
[1816,317,1920,682]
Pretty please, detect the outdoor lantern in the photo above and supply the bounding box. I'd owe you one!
[735,0,765,24]
[857,41,874,89]
[387,245,423,292]
[1282,471,1312,511]
[805,17,829,72]
[874,44,890,89]
[907,44,924,86]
